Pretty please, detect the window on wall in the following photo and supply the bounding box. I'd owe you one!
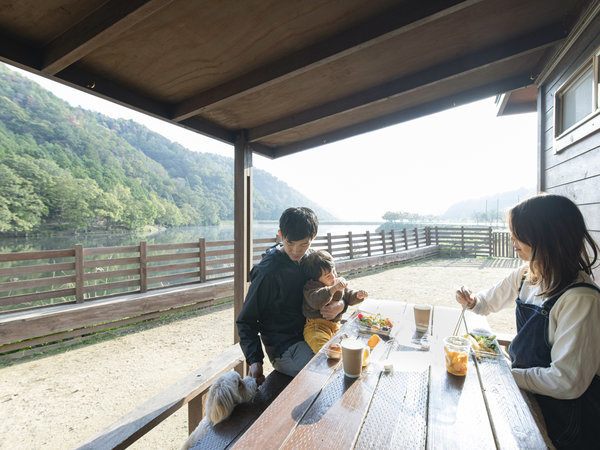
[554,48,600,152]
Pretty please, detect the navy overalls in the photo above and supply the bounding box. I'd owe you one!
[508,280,600,449]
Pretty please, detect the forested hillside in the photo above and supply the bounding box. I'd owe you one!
[0,64,332,232]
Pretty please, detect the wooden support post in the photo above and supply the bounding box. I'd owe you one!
[234,133,253,344]
[75,244,84,303]
[488,227,493,258]
[381,230,386,254]
[391,229,397,252]
[327,233,333,255]
[435,226,439,245]
[461,226,465,257]
[140,241,147,292]
[199,238,207,283]
[425,227,431,246]
[348,232,354,259]
[366,231,372,257]
[188,392,206,435]
[403,228,408,250]
[414,227,419,248]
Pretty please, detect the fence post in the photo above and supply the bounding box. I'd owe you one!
[403,228,408,250]
[425,227,431,246]
[414,227,419,248]
[366,230,372,257]
[461,226,465,257]
[199,238,207,283]
[391,229,397,252]
[381,230,386,254]
[348,231,354,259]
[75,244,84,303]
[488,227,493,258]
[435,226,439,245]
[327,233,333,255]
[140,241,147,292]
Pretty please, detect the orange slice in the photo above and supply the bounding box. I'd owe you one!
[367,334,380,350]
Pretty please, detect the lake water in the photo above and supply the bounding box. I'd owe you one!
[0,222,384,252]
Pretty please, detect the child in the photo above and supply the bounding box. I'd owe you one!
[455,194,600,449]
[301,250,368,353]
[236,207,345,382]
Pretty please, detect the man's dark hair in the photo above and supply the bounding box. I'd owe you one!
[301,250,335,280]
[279,207,319,241]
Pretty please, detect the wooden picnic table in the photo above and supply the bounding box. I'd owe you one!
[230,299,546,449]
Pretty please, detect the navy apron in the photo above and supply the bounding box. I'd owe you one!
[509,280,600,449]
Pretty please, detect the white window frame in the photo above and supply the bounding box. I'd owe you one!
[554,47,600,153]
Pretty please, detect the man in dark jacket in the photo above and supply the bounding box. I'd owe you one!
[236,207,345,383]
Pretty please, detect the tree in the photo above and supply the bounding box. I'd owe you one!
[382,211,402,222]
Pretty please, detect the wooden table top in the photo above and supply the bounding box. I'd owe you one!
[232,299,546,449]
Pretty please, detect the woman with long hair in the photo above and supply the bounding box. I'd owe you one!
[456,194,600,449]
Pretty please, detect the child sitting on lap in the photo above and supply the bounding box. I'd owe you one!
[301,250,368,353]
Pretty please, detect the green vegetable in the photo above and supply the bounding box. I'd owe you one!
[469,333,499,353]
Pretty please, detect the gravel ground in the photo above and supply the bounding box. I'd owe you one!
[0,257,521,450]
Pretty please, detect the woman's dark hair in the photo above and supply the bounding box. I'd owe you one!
[279,207,319,241]
[509,194,599,297]
[301,250,335,280]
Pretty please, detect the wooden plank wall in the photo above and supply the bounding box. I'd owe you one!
[539,16,600,278]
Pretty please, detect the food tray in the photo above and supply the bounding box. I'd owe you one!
[357,312,393,336]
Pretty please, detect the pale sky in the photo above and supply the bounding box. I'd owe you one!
[7,64,537,221]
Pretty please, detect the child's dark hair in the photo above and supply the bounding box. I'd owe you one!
[301,250,335,280]
[509,194,599,297]
[279,207,319,241]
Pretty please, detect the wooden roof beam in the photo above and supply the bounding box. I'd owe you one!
[170,0,485,122]
[42,0,173,75]
[271,74,534,158]
[247,24,566,143]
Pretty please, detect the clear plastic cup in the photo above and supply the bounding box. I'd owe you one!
[444,336,471,376]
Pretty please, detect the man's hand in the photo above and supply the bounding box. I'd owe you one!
[356,289,368,300]
[321,299,345,320]
[248,362,265,386]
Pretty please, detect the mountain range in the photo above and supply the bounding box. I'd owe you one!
[0,64,334,233]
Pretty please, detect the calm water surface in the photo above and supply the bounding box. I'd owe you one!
[0,222,383,253]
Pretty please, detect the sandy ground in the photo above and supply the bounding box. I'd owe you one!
[0,257,521,450]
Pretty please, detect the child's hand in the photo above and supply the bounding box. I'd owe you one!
[357,290,368,299]
[455,286,475,309]
[334,277,348,290]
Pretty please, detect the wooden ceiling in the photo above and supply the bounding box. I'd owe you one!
[0,0,593,158]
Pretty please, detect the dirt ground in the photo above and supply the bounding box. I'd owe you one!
[0,257,521,450]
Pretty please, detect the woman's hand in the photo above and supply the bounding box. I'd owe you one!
[455,286,476,309]
[321,299,345,319]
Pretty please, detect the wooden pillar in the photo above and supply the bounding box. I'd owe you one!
[199,238,206,283]
[140,241,147,292]
[348,232,354,259]
[75,244,84,303]
[233,133,252,344]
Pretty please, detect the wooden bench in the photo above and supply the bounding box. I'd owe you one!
[75,343,292,449]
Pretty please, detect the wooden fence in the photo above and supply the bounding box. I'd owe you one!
[0,226,514,315]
